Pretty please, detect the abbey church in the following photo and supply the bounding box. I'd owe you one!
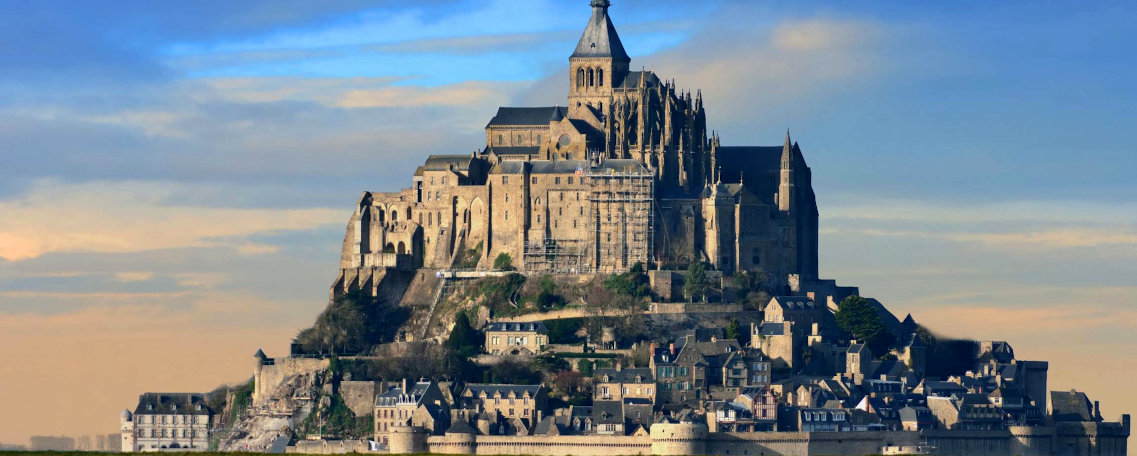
[333,0,818,296]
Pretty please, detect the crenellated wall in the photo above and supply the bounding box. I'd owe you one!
[384,420,1129,456]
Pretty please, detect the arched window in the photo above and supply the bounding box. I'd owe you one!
[497,134,503,145]
[517,134,523,144]
[577,68,585,88]
[391,209,398,221]
[588,68,594,87]
[406,208,412,220]
[598,68,604,87]
[536,134,541,143]
[428,212,433,226]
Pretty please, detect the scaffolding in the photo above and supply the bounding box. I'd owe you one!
[521,237,590,275]
[586,161,654,274]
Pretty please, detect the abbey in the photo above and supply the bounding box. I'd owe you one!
[333,0,818,296]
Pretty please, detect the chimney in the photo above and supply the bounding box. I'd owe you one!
[1094,401,1101,420]
[669,343,676,356]
[402,378,408,393]
[616,361,623,371]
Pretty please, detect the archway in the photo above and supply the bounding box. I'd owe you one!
[397,241,406,255]
[384,243,395,253]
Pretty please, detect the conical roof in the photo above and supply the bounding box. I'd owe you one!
[572,1,630,61]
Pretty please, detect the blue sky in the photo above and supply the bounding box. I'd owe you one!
[1,0,1135,444]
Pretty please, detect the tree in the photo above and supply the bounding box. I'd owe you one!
[535,275,565,311]
[293,290,409,355]
[493,253,515,271]
[835,295,895,355]
[684,262,710,302]
[551,370,584,396]
[725,318,742,344]
[446,312,483,357]
[577,359,594,377]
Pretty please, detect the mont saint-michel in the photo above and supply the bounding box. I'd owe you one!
[102,1,1130,455]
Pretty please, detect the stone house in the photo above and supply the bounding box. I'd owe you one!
[373,380,448,445]
[899,405,934,431]
[484,321,548,355]
[458,384,546,427]
[650,333,746,404]
[120,393,213,452]
[593,366,656,404]
[797,407,851,432]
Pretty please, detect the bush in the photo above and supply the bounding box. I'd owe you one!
[533,275,566,311]
[493,252,515,271]
[604,263,651,297]
[577,359,594,377]
[293,290,408,356]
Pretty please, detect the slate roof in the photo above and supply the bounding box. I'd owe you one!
[422,155,473,172]
[486,146,540,157]
[375,382,435,407]
[595,367,654,383]
[617,71,661,89]
[1051,390,1096,421]
[715,146,785,205]
[592,400,624,425]
[484,322,548,333]
[445,419,477,435]
[758,322,786,336]
[463,384,542,398]
[133,393,212,415]
[529,160,590,175]
[486,106,566,127]
[571,2,630,61]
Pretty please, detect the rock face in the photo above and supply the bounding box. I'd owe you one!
[221,354,328,451]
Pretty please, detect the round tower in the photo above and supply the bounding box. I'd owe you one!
[650,422,707,456]
[388,424,427,454]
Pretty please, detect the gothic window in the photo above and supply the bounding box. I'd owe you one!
[428,212,432,226]
[577,68,585,88]
[588,68,594,86]
[598,68,604,86]
[535,197,542,205]
[437,211,441,224]
[497,134,503,145]
[536,134,542,143]
[517,134,522,144]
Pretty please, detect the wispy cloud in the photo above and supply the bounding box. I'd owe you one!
[0,180,343,261]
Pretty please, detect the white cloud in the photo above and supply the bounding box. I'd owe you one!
[0,179,344,261]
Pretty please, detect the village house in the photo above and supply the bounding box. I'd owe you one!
[484,322,549,355]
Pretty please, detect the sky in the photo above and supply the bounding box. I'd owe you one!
[1,0,1136,445]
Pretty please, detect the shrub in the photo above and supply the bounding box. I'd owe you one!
[493,252,515,271]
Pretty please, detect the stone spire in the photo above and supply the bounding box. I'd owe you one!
[778,129,795,212]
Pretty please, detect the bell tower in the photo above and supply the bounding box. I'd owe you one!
[568,0,630,118]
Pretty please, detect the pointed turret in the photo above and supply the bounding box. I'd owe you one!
[572,1,630,61]
[778,129,795,212]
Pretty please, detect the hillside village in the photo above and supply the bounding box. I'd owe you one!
[118,2,1129,455]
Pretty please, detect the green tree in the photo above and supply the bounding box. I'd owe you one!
[446,312,483,357]
[577,359,594,377]
[534,275,565,311]
[493,253,515,271]
[835,295,895,355]
[293,290,407,355]
[684,262,710,302]
[725,318,742,344]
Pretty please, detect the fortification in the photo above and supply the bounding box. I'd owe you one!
[384,420,1129,456]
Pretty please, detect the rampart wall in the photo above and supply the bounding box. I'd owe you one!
[387,420,1129,456]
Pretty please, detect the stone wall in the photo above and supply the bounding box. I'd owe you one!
[253,357,329,406]
[393,420,1129,456]
[339,381,381,417]
[287,439,369,454]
